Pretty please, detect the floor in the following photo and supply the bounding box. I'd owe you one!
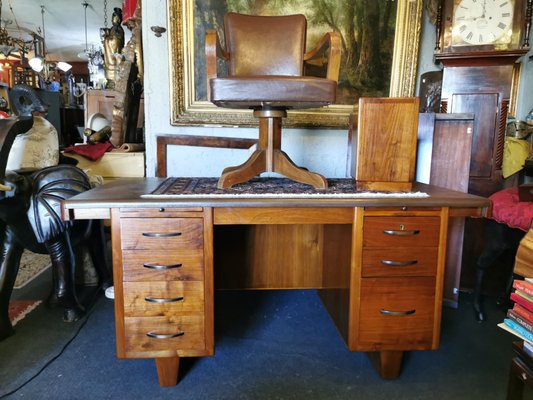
[0,267,526,400]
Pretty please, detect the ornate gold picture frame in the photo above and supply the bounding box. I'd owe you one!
[168,0,423,128]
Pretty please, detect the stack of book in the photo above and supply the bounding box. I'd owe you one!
[499,278,533,355]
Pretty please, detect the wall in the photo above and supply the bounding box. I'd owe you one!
[142,1,533,179]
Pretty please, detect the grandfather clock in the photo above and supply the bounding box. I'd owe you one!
[435,0,533,296]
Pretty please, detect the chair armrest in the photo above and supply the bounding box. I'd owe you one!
[303,32,341,82]
[206,29,229,101]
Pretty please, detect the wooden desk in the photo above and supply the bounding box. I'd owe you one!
[62,178,490,386]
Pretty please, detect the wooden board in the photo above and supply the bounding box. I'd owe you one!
[355,97,419,191]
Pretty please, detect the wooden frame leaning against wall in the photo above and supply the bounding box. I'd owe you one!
[168,0,424,129]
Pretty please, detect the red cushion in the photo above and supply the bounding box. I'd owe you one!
[490,187,533,231]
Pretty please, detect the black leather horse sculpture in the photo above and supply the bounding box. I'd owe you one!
[0,91,111,340]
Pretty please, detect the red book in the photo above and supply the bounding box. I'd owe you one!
[513,280,533,297]
[508,309,533,334]
[513,303,533,323]
[511,292,533,313]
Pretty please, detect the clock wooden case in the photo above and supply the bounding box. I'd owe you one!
[435,0,532,196]
[434,0,532,296]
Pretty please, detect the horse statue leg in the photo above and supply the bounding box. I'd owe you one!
[0,229,24,340]
[45,232,85,322]
[87,220,112,291]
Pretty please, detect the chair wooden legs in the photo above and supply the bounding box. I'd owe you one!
[217,114,327,189]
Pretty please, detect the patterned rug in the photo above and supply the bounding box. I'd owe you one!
[142,177,429,199]
[9,300,42,326]
[14,251,51,289]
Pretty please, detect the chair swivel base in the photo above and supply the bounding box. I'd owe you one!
[217,110,328,189]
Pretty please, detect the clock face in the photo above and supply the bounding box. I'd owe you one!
[452,0,515,45]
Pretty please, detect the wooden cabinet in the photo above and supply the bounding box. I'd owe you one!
[320,207,449,379]
[111,207,214,382]
[417,113,474,306]
[352,213,443,352]
[84,89,144,130]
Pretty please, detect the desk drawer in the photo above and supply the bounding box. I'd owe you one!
[124,315,205,354]
[363,217,440,247]
[123,281,204,317]
[358,277,435,350]
[120,218,204,250]
[362,247,438,277]
[122,250,204,281]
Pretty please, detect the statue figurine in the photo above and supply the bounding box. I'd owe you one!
[101,7,125,88]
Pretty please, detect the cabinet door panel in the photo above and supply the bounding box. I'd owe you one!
[451,93,498,178]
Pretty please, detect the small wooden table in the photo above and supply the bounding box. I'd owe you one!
[62,178,490,386]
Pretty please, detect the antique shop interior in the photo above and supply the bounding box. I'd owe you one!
[1,0,533,399]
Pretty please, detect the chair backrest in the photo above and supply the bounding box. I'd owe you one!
[224,13,307,77]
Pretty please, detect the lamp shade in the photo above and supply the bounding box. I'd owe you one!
[28,57,44,72]
[57,62,72,72]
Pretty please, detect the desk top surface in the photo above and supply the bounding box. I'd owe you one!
[62,178,490,212]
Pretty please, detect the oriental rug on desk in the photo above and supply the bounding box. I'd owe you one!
[143,177,429,199]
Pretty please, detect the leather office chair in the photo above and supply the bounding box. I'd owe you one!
[206,13,341,189]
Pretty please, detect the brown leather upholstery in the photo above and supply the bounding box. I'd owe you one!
[224,13,306,77]
[209,13,337,110]
[210,76,336,109]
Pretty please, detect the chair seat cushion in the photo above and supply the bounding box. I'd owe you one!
[210,76,336,109]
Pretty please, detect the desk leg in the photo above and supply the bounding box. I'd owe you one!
[367,351,403,379]
[155,356,180,386]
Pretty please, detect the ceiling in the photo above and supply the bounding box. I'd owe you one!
[2,0,124,62]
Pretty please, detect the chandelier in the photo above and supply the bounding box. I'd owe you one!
[27,5,72,85]
[0,0,27,58]
[77,1,104,88]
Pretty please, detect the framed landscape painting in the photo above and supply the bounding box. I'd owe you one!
[168,0,423,128]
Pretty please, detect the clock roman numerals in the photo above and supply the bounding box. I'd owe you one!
[451,0,515,45]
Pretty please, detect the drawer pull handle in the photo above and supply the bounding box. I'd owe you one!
[142,232,182,237]
[146,331,185,339]
[383,229,420,236]
[381,260,418,266]
[145,296,184,303]
[143,263,183,270]
[379,309,416,316]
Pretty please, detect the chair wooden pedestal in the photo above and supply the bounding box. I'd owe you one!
[217,109,328,189]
